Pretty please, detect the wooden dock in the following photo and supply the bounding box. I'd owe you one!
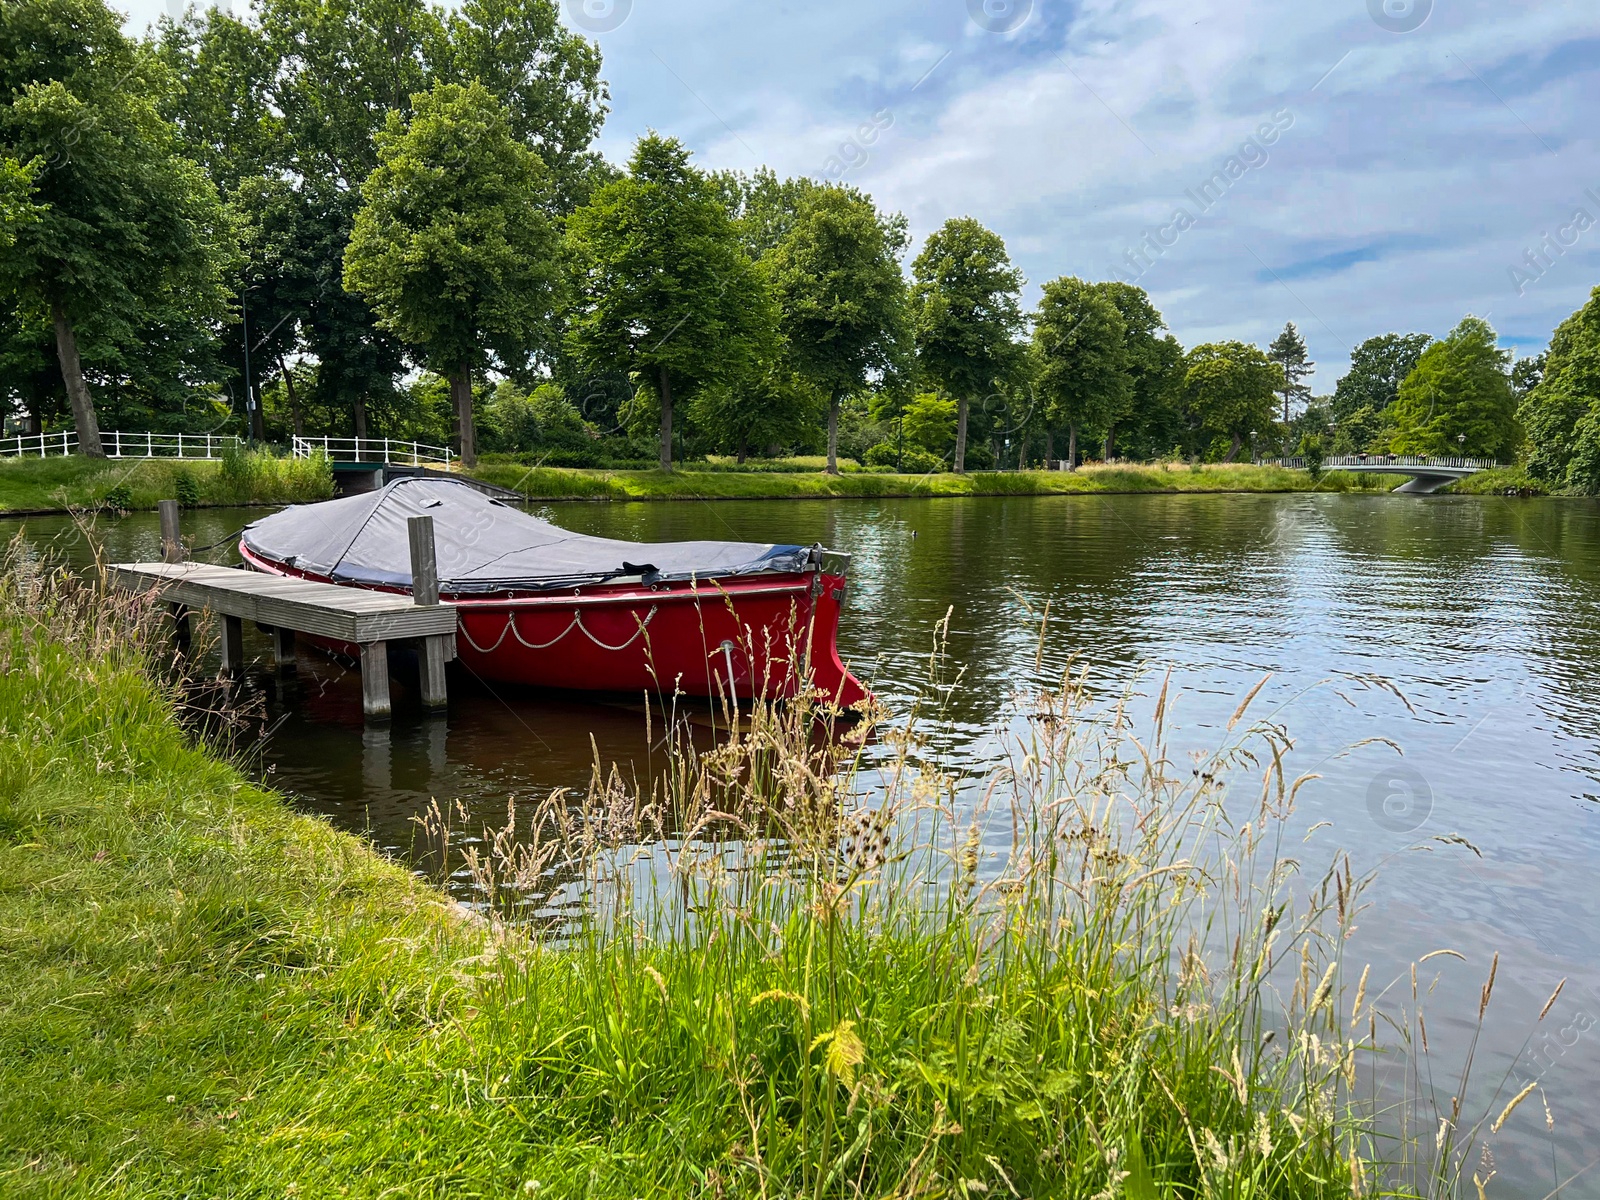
[111,504,456,721]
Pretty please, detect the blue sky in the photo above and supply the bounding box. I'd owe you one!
[123,0,1600,392]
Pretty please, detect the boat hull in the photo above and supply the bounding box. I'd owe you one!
[239,544,868,708]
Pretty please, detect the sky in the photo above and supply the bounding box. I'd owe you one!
[120,0,1600,393]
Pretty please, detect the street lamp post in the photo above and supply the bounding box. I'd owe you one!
[1249,429,1257,465]
[1457,433,1467,460]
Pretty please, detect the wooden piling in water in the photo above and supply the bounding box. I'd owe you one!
[408,514,449,714]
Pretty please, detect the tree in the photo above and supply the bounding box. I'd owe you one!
[344,82,562,468]
[911,218,1023,473]
[1030,277,1128,469]
[0,0,237,454]
[565,134,774,471]
[1095,281,1178,460]
[1266,321,1313,424]
[1388,316,1517,460]
[765,185,909,474]
[1331,332,1432,422]
[1519,288,1600,488]
[1181,342,1282,461]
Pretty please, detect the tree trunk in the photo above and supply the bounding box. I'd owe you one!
[657,364,673,472]
[1067,422,1078,471]
[1104,424,1115,462]
[279,355,304,438]
[1018,436,1027,471]
[736,429,748,465]
[825,388,842,475]
[1224,432,1243,462]
[452,361,477,468]
[953,396,969,474]
[1045,429,1054,466]
[51,302,103,457]
[354,392,370,450]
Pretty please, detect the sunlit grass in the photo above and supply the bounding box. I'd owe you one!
[0,448,333,513]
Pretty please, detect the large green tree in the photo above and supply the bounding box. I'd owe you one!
[1181,342,1283,461]
[1030,277,1128,469]
[1330,332,1432,422]
[565,135,774,471]
[0,0,237,454]
[344,82,562,468]
[911,218,1023,473]
[1094,281,1181,460]
[1519,288,1600,489]
[765,185,909,474]
[1388,316,1517,460]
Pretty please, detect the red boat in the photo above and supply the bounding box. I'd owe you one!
[238,478,869,708]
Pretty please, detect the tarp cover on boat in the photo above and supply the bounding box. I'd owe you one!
[241,478,814,594]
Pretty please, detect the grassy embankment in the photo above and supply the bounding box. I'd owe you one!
[467,459,1404,501]
[0,550,1533,1197]
[0,450,333,515]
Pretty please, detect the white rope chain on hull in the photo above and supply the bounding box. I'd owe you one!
[458,604,659,655]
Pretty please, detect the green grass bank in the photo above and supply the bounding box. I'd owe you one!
[466,460,1431,501]
[0,451,333,515]
[0,557,1527,1197]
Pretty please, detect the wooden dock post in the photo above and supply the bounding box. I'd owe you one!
[220,615,245,675]
[159,500,190,650]
[270,626,296,668]
[408,514,449,712]
[159,500,183,564]
[359,642,391,721]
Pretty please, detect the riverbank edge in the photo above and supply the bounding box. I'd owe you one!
[1,456,1544,514]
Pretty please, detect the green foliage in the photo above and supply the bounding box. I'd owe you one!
[1031,276,1129,466]
[1096,283,1183,459]
[1519,287,1600,490]
[565,135,776,471]
[1182,342,1283,460]
[173,469,200,508]
[1298,432,1325,481]
[1331,332,1433,421]
[0,0,239,440]
[763,184,910,471]
[864,441,945,472]
[1388,316,1517,459]
[1330,404,1385,455]
[911,217,1024,472]
[1266,321,1313,423]
[344,81,563,465]
[900,392,956,456]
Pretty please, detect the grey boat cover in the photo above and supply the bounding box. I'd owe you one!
[241,477,813,594]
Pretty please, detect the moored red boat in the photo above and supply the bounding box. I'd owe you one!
[238,478,869,708]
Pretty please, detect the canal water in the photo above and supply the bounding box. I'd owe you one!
[9,491,1600,1191]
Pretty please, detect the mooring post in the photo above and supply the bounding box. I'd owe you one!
[220,615,245,675]
[408,514,449,712]
[158,499,191,651]
[159,499,183,564]
[359,641,392,722]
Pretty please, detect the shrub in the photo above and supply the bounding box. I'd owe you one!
[173,470,201,509]
[102,483,133,513]
[865,442,945,473]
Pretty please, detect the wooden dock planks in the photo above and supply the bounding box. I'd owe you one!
[109,556,457,722]
[108,562,457,646]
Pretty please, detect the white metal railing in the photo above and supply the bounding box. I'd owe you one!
[292,436,454,467]
[1269,454,1500,471]
[0,430,244,459]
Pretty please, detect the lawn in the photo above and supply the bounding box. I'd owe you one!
[0,450,333,514]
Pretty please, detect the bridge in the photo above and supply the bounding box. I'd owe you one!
[1269,454,1498,494]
